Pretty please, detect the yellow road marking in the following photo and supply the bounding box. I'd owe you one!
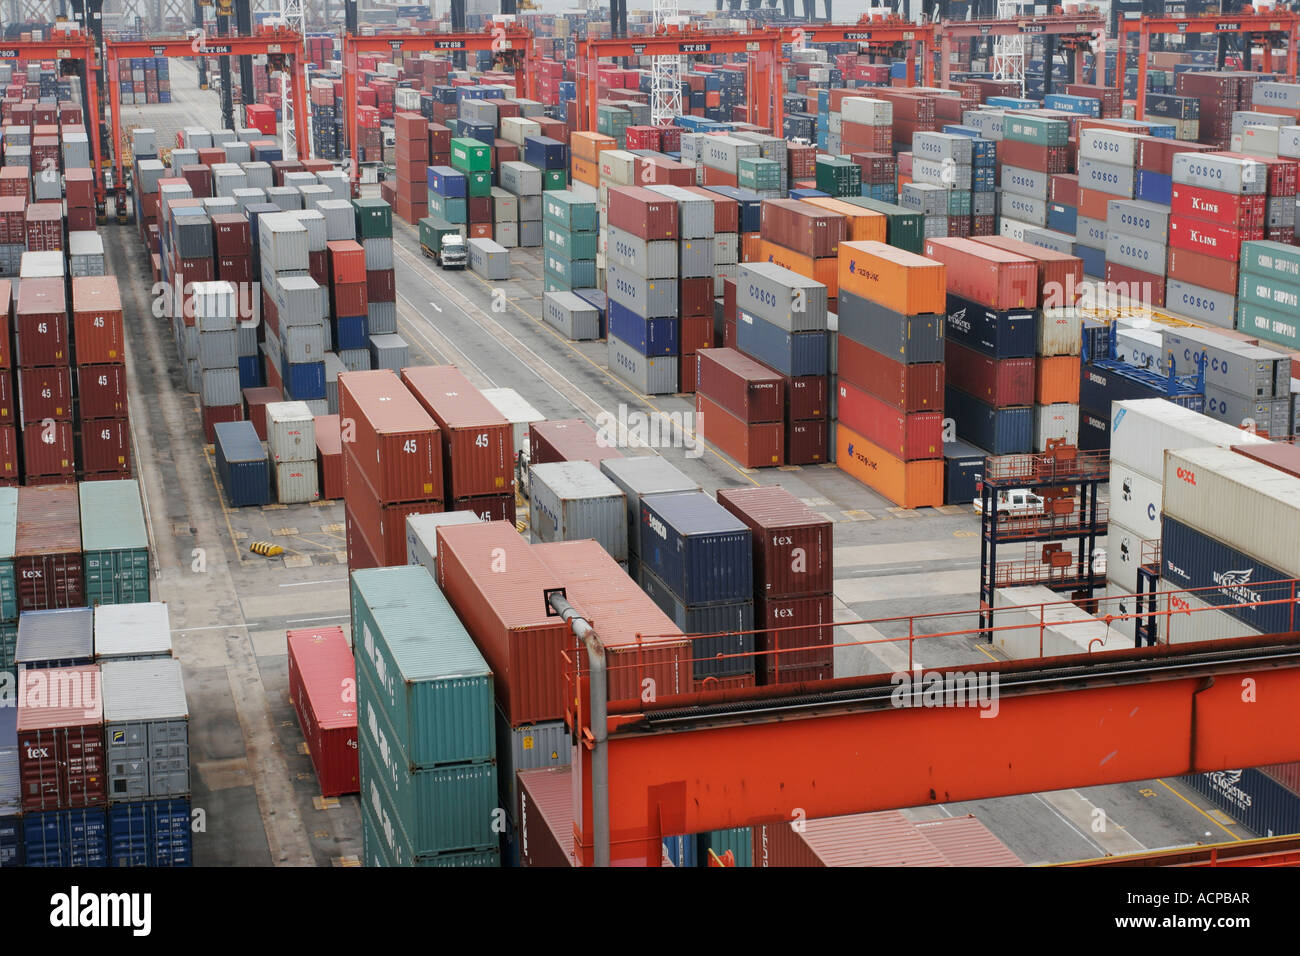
[1156,778,1243,842]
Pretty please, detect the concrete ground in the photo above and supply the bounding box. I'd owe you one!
[112,59,1259,867]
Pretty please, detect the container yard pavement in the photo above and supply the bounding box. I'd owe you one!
[106,74,1256,868]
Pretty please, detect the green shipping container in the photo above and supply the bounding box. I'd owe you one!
[543,190,597,232]
[697,827,752,867]
[597,105,631,146]
[0,620,15,672]
[844,197,925,254]
[1238,269,1300,315]
[0,486,15,622]
[358,723,498,855]
[450,136,492,173]
[1239,240,1300,284]
[542,223,598,260]
[1003,115,1070,147]
[1237,301,1300,351]
[542,169,567,191]
[79,480,150,606]
[544,253,597,289]
[815,156,861,198]
[353,197,393,239]
[466,169,492,198]
[419,216,466,254]
[361,796,499,868]
[947,189,972,216]
[350,565,495,768]
[428,191,468,224]
[739,157,782,191]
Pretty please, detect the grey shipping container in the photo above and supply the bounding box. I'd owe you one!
[606,260,679,318]
[94,603,172,661]
[198,329,238,369]
[494,706,569,811]
[15,607,94,668]
[101,658,191,801]
[468,238,511,281]
[200,367,241,406]
[528,460,628,561]
[405,511,483,583]
[1107,199,1170,242]
[369,333,410,372]
[606,225,678,279]
[1164,280,1237,329]
[1000,165,1050,200]
[997,192,1048,227]
[645,184,716,239]
[281,323,329,364]
[599,456,702,573]
[543,291,601,340]
[1077,157,1137,196]
[1172,152,1268,194]
[679,236,716,280]
[837,289,944,365]
[607,334,678,394]
[737,262,829,333]
[1162,326,1289,398]
[1105,230,1166,273]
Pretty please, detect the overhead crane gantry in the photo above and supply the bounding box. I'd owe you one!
[784,15,928,90]
[1120,11,1300,118]
[927,14,1108,90]
[577,25,786,133]
[343,25,536,193]
[104,26,309,217]
[0,31,105,212]
[555,586,1300,866]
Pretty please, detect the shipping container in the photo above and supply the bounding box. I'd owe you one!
[22,807,107,866]
[945,386,1033,455]
[695,393,784,469]
[838,382,944,461]
[639,492,753,607]
[836,423,943,509]
[761,199,845,258]
[737,262,830,333]
[213,420,271,508]
[754,810,948,867]
[286,626,358,797]
[93,603,172,662]
[716,486,832,600]
[599,457,702,570]
[337,369,442,504]
[943,439,987,505]
[1110,398,1268,482]
[924,237,1038,310]
[101,658,190,802]
[735,310,828,378]
[401,365,514,500]
[945,341,1035,407]
[15,608,93,669]
[17,665,104,810]
[636,566,754,676]
[80,480,149,606]
[695,348,784,424]
[944,293,1037,359]
[15,486,83,613]
[993,585,1132,659]
[529,419,622,468]
[528,461,627,561]
[516,766,576,867]
[837,290,946,366]
[607,186,678,240]
[837,240,947,314]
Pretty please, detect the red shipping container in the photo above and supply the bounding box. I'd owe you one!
[679,276,713,318]
[211,213,251,257]
[680,315,713,355]
[1104,262,1166,308]
[695,348,785,424]
[1168,216,1254,260]
[1171,184,1267,229]
[761,199,846,259]
[332,282,368,318]
[201,404,244,444]
[716,486,832,598]
[997,139,1071,174]
[328,240,366,284]
[923,237,1038,310]
[696,392,784,468]
[25,202,62,250]
[337,369,443,504]
[64,168,94,208]
[1136,136,1213,175]
[837,381,944,461]
[435,520,572,726]
[242,386,283,440]
[76,364,128,420]
[345,507,382,573]
[517,766,577,867]
[77,418,131,476]
[972,235,1084,306]
[1050,174,1079,207]
[945,340,1035,407]
[754,593,834,680]
[15,277,68,367]
[315,414,345,500]
[366,268,396,303]
[0,369,11,425]
[17,666,105,811]
[400,365,514,500]
[838,338,943,412]
[347,477,442,567]
[786,420,828,465]
[15,485,84,611]
[529,419,623,468]
[285,628,369,803]
[71,277,125,365]
[1076,188,1112,222]
[217,255,254,284]
[18,366,73,424]
[449,493,516,523]
[607,186,679,240]
[1166,246,1238,296]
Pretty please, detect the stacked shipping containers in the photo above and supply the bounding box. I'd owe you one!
[605,186,678,391]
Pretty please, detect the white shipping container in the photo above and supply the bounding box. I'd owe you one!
[599,149,637,186]
[1038,307,1081,356]
[1109,398,1270,481]
[94,602,173,661]
[274,461,320,503]
[266,400,317,462]
[992,585,1134,660]
[1162,445,1300,577]
[1172,152,1268,194]
[1104,580,1139,642]
[841,96,893,126]
[480,387,545,459]
[998,217,1033,241]
[1279,125,1300,159]
[1033,403,1079,450]
[1108,460,1163,541]
[1105,518,1151,594]
[1157,577,1266,645]
[1241,124,1281,158]
[1079,128,1140,165]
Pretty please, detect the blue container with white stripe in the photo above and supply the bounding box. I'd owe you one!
[607,299,677,356]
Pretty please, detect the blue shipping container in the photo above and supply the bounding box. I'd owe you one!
[1079,360,1204,413]
[0,813,20,867]
[428,165,467,197]
[1160,516,1298,636]
[736,310,829,377]
[639,491,753,606]
[1181,766,1300,839]
[945,387,1033,455]
[1047,202,1078,235]
[109,799,192,867]
[607,299,677,356]
[524,136,567,170]
[663,834,698,867]
[1077,244,1107,279]
[335,314,369,351]
[282,360,327,400]
[944,294,1037,359]
[943,439,989,505]
[1078,407,1110,450]
[703,185,763,233]
[1135,171,1172,206]
[24,808,108,867]
[638,566,755,678]
[237,354,263,390]
[214,421,271,508]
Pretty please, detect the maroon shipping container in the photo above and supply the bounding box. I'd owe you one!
[786,420,828,465]
[307,250,329,287]
[337,369,442,504]
[201,404,243,444]
[15,485,84,611]
[287,626,360,797]
[346,480,442,566]
[529,419,623,468]
[972,235,1084,306]
[345,507,382,573]
[838,337,943,412]
[25,202,62,250]
[760,199,845,259]
[1104,262,1165,308]
[18,366,73,424]
[366,268,396,303]
[211,213,251,256]
[242,386,283,441]
[517,766,576,867]
[0,425,16,483]
[716,485,833,598]
[22,419,75,480]
[696,392,784,468]
[315,414,345,500]
[77,418,131,476]
[1050,174,1079,207]
[180,164,212,197]
[607,186,679,241]
[400,365,514,500]
[945,341,1035,407]
[786,375,827,421]
[996,139,1071,174]
[332,282,368,317]
[17,665,105,811]
[684,185,739,234]
[71,277,126,366]
[754,593,835,681]
[695,348,784,424]
[1136,136,1213,175]
[837,381,944,461]
[0,279,11,368]
[435,520,572,726]
[1175,71,1240,98]
[923,237,1038,310]
[680,315,713,355]
[1166,246,1238,296]
[217,254,254,284]
[1232,442,1300,477]
[679,276,713,318]
[15,277,69,367]
[449,493,516,523]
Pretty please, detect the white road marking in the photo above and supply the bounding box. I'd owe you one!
[286,614,350,625]
[279,578,348,588]
[171,623,258,632]
[429,301,443,312]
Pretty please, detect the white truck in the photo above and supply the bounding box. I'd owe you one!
[973,488,1046,515]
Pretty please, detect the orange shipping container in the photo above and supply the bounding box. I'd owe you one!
[570,130,617,163]
[742,232,762,263]
[801,197,887,243]
[1035,355,1081,405]
[836,423,943,509]
[1077,187,1111,221]
[837,240,946,314]
[570,157,599,187]
[756,239,838,297]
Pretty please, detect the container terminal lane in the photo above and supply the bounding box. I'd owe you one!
[92,58,1253,869]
